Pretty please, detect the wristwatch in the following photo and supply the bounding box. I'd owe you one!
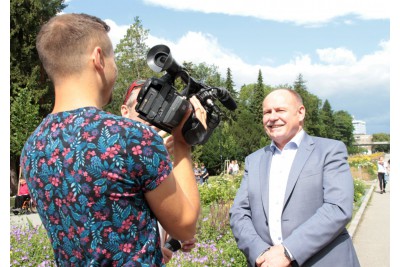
[283,246,292,262]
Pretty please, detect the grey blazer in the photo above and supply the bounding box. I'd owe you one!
[229,133,360,267]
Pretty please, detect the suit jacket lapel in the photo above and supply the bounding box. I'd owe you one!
[283,133,315,206]
[260,146,273,221]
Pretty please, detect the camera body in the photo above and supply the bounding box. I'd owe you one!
[164,237,182,252]
[135,77,192,134]
[135,45,236,146]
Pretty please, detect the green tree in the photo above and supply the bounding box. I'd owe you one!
[249,70,265,124]
[320,100,336,139]
[10,0,66,194]
[223,68,237,123]
[333,110,355,147]
[293,74,323,136]
[225,68,236,98]
[105,17,152,115]
[230,106,269,160]
[372,133,390,153]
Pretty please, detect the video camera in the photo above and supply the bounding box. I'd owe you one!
[135,44,237,146]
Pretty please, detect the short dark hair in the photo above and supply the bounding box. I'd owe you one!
[36,13,112,81]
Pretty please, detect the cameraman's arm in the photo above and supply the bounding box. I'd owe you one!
[145,96,206,241]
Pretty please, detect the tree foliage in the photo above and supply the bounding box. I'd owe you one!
[293,74,323,136]
[105,17,153,115]
[249,70,266,125]
[372,133,390,153]
[320,100,336,139]
[10,0,67,156]
[333,110,355,147]
[10,0,67,193]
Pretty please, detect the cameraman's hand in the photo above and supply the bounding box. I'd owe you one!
[153,128,174,155]
[181,237,197,252]
[171,96,207,144]
[191,96,207,130]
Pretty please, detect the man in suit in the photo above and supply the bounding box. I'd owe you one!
[229,89,360,267]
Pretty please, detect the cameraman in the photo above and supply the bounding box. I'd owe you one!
[120,80,197,263]
[20,13,205,266]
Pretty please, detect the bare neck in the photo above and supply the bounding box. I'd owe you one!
[51,76,107,114]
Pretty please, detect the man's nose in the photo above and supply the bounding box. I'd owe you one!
[269,110,279,120]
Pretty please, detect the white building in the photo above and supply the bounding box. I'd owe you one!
[352,118,366,135]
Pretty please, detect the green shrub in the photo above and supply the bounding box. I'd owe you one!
[167,201,247,266]
[353,178,367,208]
[198,174,242,206]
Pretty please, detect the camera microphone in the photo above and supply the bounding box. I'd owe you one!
[212,88,237,111]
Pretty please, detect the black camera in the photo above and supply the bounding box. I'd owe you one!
[135,45,237,146]
[164,237,182,252]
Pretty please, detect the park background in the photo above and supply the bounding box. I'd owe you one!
[4,0,399,266]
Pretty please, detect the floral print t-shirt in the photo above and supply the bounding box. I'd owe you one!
[20,107,172,266]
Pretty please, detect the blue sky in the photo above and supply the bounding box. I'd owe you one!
[50,1,393,134]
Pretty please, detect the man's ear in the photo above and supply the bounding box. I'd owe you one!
[121,104,129,117]
[92,47,105,71]
[298,105,306,122]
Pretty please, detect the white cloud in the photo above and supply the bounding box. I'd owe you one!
[105,19,130,49]
[143,0,390,25]
[316,47,357,65]
[107,20,389,101]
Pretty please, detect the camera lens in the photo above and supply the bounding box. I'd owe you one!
[154,53,168,67]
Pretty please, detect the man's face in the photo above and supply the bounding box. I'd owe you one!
[262,90,305,149]
[120,88,147,124]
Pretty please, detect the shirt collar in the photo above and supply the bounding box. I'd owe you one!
[270,129,305,152]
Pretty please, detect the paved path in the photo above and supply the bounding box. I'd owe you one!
[10,210,43,227]
[352,179,390,267]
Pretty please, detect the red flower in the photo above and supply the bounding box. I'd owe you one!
[55,198,62,207]
[51,177,60,187]
[62,148,71,157]
[109,192,122,201]
[120,243,132,253]
[104,120,116,127]
[132,145,142,155]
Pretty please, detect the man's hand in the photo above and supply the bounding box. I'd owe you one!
[152,128,174,156]
[180,237,197,252]
[256,245,291,267]
[171,96,207,145]
[161,247,173,263]
[161,236,197,264]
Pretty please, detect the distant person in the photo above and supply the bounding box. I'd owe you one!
[385,159,390,183]
[20,13,206,266]
[228,160,234,175]
[200,163,209,184]
[232,160,239,175]
[120,80,197,263]
[12,178,30,214]
[230,88,360,267]
[194,162,203,184]
[377,156,387,193]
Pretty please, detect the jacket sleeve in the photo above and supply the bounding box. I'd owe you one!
[230,156,271,266]
[282,140,354,265]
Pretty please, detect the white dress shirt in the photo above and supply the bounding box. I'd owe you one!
[268,130,304,245]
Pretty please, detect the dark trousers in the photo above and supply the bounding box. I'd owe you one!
[14,195,30,209]
[378,172,386,191]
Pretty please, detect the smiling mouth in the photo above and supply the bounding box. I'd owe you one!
[268,125,283,129]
